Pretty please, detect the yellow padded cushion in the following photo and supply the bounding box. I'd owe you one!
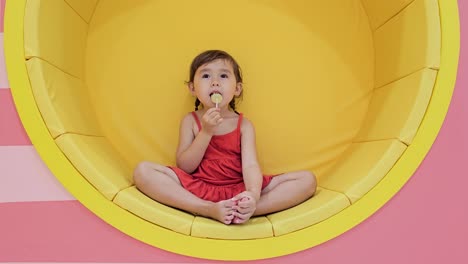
[64,0,98,22]
[114,187,194,235]
[191,216,273,240]
[361,0,415,30]
[374,0,440,87]
[320,140,406,203]
[24,0,87,78]
[55,134,133,200]
[267,188,350,236]
[355,69,437,144]
[26,58,102,138]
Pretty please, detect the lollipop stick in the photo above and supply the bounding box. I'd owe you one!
[211,93,223,109]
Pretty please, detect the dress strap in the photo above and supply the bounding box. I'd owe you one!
[236,113,243,131]
[191,112,202,131]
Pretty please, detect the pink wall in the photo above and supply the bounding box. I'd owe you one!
[0,0,5,32]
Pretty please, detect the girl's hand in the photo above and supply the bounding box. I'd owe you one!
[231,191,257,224]
[201,108,223,135]
[233,191,256,203]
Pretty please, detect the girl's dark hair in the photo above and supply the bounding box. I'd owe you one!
[189,50,243,113]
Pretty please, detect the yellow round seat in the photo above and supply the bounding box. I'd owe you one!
[6,0,458,260]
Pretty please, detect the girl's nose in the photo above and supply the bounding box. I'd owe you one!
[211,79,220,86]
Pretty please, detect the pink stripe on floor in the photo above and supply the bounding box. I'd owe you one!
[0,89,32,145]
[0,201,208,263]
[0,145,75,202]
[1,33,9,88]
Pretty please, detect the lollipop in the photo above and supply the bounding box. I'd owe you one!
[210,93,223,108]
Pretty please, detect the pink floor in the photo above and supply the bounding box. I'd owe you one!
[1,0,467,263]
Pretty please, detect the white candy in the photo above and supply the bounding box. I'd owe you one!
[210,93,223,104]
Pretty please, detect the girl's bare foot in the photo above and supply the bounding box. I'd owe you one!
[207,199,236,224]
[232,196,255,224]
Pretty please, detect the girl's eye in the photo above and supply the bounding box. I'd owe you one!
[220,74,228,78]
[202,74,210,78]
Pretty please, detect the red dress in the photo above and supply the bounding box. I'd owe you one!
[169,112,272,202]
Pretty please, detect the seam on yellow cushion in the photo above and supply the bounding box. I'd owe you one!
[29,57,102,137]
[25,56,81,80]
[112,186,183,230]
[318,185,353,205]
[189,214,196,236]
[357,0,375,77]
[353,137,409,147]
[53,132,104,140]
[89,0,99,24]
[355,65,437,144]
[358,0,371,35]
[54,133,110,198]
[352,147,406,204]
[375,66,429,90]
[63,0,89,24]
[111,185,134,202]
[265,214,275,237]
[373,0,416,32]
[319,140,408,204]
[25,56,102,137]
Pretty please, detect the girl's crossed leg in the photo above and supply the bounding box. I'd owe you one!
[133,161,236,224]
[133,162,317,224]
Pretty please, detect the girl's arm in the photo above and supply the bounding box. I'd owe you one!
[240,118,263,202]
[175,113,212,174]
[176,109,222,173]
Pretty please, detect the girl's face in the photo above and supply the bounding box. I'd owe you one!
[189,59,242,109]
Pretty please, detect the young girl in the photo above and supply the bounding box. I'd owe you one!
[134,50,316,225]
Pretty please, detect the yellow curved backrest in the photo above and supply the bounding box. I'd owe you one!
[22,0,439,241]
